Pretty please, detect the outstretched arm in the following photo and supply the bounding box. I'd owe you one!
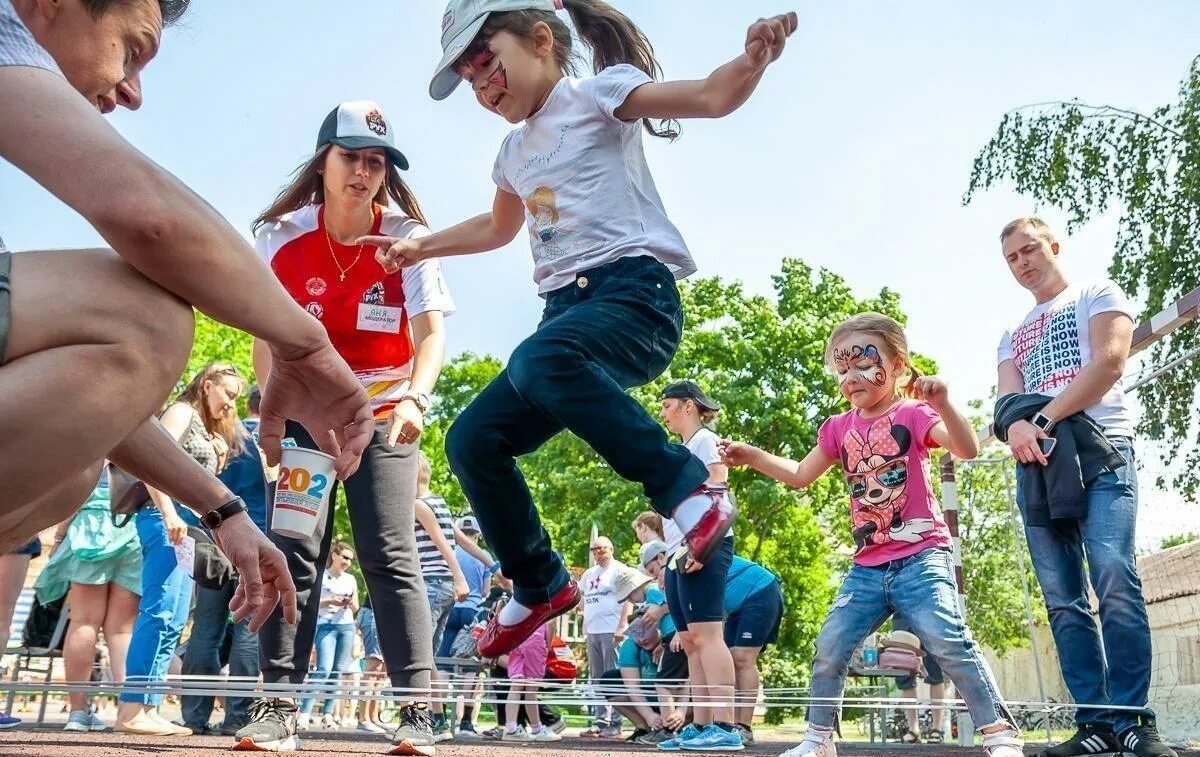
[360,189,526,272]
[615,13,798,122]
[721,440,835,489]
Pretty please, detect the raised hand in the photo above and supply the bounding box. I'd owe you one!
[911,375,952,412]
[257,341,373,480]
[745,12,799,69]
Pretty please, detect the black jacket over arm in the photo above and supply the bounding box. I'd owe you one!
[994,392,1125,527]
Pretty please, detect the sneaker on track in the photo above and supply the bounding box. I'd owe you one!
[1039,723,1121,756]
[1118,717,1179,757]
[388,704,437,756]
[232,699,301,752]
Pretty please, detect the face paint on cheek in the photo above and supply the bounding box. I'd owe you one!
[488,60,508,89]
[860,345,887,387]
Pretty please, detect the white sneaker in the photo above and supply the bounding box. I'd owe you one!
[531,726,562,742]
[320,714,338,730]
[296,713,311,731]
[982,728,1024,757]
[502,725,531,741]
[779,728,838,757]
[86,712,109,732]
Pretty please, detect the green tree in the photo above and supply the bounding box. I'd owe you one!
[1161,531,1199,550]
[964,56,1200,497]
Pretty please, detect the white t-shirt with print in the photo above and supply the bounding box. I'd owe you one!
[492,64,696,295]
[317,570,358,625]
[997,280,1135,436]
[580,560,625,635]
[662,426,728,548]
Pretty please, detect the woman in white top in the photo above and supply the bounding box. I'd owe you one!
[657,379,739,743]
[299,541,359,730]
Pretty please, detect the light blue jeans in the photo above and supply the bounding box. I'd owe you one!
[120,508,194,706]
[808,547,1013,730]
[1017,438,1152,733]
[300,622,356,716]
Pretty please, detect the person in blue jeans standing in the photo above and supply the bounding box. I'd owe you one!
[994,217,1174,757]
[181,390,271,736]
[299,542,359,730]
[116,362,248,737]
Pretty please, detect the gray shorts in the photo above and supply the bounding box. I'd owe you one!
[0,251,11,365]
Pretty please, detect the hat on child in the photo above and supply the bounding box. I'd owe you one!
[613,566,653,603]
[639,540,669,568]
[456,515,481,533]
[430,0,561,101]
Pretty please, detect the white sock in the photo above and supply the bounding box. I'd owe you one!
[506,722,519,733]
[804,725,834,743]
[671,492,711,533]
[531,724,543,734]
[497,598,534,626]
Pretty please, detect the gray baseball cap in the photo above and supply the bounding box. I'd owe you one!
[430,0,559,101]
[456,515,481,533]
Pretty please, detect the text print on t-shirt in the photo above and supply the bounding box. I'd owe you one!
[1010,306,1082,393]
[839,413,934,552]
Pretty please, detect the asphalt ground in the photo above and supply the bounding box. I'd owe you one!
[2,729,1199,757]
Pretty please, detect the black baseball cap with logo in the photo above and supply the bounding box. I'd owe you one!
[660,380,720,412]
[316,100,409,170]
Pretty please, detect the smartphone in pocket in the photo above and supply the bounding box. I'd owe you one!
[1039,437,1057,456]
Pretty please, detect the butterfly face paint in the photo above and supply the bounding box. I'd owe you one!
[832,344,887,387]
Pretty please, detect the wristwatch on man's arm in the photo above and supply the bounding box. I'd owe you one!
[200,497,248,530]
[1030,411,1056,434]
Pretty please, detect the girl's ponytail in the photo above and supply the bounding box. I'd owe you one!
[562,0,680,140]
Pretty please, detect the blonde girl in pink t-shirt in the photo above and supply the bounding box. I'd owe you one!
[720,313,1023,757]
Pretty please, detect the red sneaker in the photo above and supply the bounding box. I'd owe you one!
[477,581,581,658]
[681,485,737,565]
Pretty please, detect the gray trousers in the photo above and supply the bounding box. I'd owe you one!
[259,422,433,693]
[586,632,622,727]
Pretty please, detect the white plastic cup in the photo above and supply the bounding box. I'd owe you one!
[271,447,337,539]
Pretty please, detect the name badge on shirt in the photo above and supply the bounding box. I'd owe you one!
[357,303,402,334]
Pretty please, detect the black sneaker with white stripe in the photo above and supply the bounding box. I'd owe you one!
[1039,723,1119,756]
[1118,716,1179,757]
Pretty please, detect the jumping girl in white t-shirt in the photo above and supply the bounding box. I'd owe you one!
[361,6,795,747]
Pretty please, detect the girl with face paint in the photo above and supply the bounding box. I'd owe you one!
[720,313,1025,757]
[355,8,799,751]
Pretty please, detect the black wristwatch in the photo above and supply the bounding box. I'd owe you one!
[1030,412,1056,434]
[201,497,247,530]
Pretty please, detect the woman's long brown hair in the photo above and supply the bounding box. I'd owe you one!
[176,362,248,457]
[252,145,428,234]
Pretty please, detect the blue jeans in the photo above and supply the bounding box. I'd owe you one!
[300,622,356,716]
[445,256,707,606]
[809,547,1013,730]
[120,508,194,705]
[1016,438,1151,732]
[180,579,258,730]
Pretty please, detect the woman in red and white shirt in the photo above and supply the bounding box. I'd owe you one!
[238,101,453,754]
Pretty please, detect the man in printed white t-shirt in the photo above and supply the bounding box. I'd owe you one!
[995,218,1174,757]
[579,536,628,738]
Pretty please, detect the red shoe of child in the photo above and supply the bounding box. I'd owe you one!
[478,581,581,658]
[682,485,737,565]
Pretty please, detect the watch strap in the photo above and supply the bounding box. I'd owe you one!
[202,497,247,529]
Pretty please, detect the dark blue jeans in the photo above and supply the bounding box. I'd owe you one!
[181,579,258,730]
[1016,437,1152,732]
[446,256,707,606]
